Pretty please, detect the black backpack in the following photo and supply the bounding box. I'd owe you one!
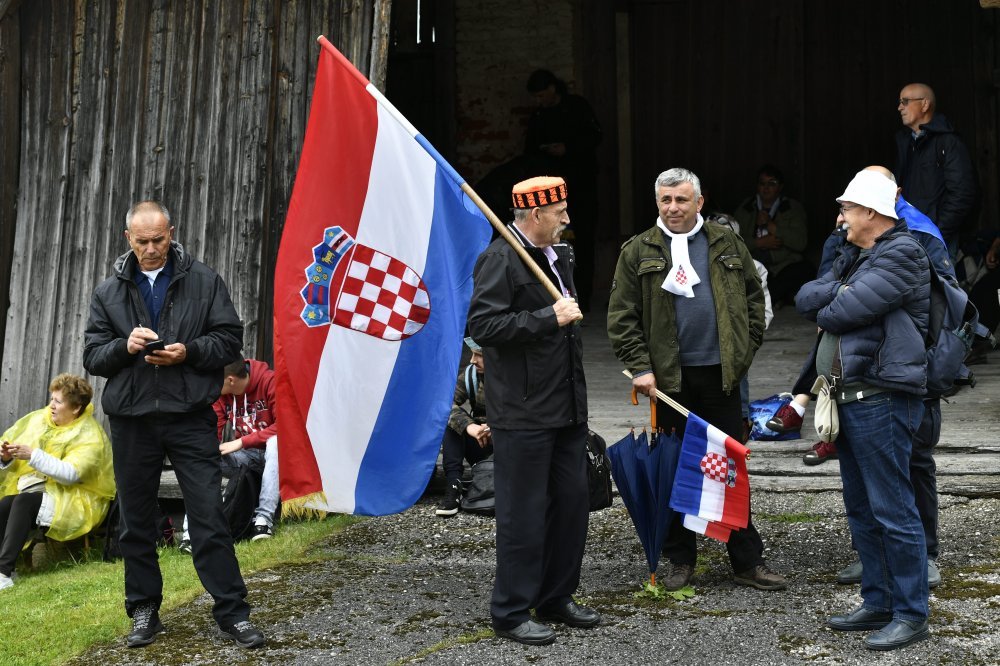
[586,430,613,512]
[460,455,495,516]
[221,464,264,541]
[101,496,174,562]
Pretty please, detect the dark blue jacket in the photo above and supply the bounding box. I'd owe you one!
[795,221,930,395]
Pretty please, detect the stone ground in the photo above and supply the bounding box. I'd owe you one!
[70,306,1000,665]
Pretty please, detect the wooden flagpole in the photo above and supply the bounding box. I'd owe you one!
[622,369,691,417]
[460,183,569,304]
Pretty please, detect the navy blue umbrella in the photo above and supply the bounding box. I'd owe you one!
[608,419,682,585]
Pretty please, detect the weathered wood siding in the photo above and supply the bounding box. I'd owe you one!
[0,0,381,424]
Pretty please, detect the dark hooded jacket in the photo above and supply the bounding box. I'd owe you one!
[83,241,243,416]
[894,113,978,240]
[796,221,930,395]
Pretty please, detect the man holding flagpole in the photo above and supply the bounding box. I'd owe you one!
[608,167,787,593]
[468,176,598,646]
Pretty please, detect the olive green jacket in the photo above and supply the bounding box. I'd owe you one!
[607,221,765,394]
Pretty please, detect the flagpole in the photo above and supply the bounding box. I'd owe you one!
[622,369,691,418]
[315,34,572,308]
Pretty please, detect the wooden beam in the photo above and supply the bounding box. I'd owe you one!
[368,0,391,91]
[981,0,1000,7]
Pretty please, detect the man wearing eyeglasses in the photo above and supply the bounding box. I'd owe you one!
[796,170,931,650]
[894,83,978,255]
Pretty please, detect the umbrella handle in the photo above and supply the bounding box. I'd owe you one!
[649,397,657,431]
[630,388,639,406]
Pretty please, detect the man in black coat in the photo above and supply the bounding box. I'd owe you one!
[467,177,598,646]
[84,200,264,649]
[894,82,978,254]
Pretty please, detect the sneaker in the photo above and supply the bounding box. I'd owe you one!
[177,537,192,555]
[221,619,266,648]
[766,404,803,433]
[803,441,838,466]
[435,479,462,517]
[250,523,274,541]
[0,573,13,591]
[126,602,164,647]
[928,559,941,589]
[733,563,787,591]
[662,562,694,591]
[836,559,863,584]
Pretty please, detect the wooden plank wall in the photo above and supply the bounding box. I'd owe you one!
[0,0,379,424]
[627,0,998,250]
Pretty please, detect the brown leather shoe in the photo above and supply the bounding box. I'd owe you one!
[662,563,694,591]
[733,564,787,591]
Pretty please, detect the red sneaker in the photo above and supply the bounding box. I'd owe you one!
[767,404,803,433]
[803,440,838,466]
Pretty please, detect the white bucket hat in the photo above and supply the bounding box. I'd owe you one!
[836,170,898,219]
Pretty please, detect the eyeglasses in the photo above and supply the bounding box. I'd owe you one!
[758,180,780,187]
[838,204,861,216]
[897,97,926,106]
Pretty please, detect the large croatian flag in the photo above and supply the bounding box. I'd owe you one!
[669,413,751,543]
[273,37,492,515]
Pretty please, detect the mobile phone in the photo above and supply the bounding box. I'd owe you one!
[145,339,165,352]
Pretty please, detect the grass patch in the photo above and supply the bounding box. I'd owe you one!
[390,627,495,664]
[756,512,825,524]
[0,514,360,666]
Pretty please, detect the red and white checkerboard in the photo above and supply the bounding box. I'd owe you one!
[332,245,430,341]
[699,452,730,484]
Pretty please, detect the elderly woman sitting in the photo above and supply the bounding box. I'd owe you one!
[0,373,114,590]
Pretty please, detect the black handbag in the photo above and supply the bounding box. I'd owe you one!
[586,430,613,511]
[460,456,495,516]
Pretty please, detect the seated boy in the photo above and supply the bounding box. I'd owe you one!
[436,338,493,516]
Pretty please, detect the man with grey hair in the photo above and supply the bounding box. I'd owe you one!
[797,170,931,650]
[469,177,595,646]
[84,200,265,649]
[894,82,978,253]
[608,168,786,593]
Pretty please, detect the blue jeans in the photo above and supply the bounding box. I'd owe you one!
[838,392,928,622]
[219,436,279,527]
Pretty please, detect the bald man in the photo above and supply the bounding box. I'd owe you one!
[893,83,978,253]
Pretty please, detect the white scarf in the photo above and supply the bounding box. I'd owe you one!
[657,214,704,298]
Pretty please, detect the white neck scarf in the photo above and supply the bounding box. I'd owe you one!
[657,214,704,298]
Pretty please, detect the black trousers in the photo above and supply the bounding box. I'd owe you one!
[656,365,766,573]
[110,409,249,625]
[911,398,941,559]
[490,423,589,629]
[0,492,43,576]
[441,428,493,482]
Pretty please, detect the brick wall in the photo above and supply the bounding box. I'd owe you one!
[453,0,577,186]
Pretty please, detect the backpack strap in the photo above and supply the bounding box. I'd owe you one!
[464,363,479,413]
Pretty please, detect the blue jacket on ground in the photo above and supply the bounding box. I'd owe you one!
[796,220,930,395]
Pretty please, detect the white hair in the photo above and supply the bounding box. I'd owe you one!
[654,168,702,199]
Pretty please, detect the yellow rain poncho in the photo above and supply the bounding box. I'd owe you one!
[0,403,115,541]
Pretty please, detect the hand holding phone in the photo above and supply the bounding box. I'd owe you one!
[145,339,166,352]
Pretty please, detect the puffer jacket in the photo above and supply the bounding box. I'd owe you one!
[607,221,765,395]
[894,113,978,240]
[83,241,244,416]
[467,226,587,430]
[795,221,930,394]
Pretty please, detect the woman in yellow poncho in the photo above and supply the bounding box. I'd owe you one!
[0,373,114,590]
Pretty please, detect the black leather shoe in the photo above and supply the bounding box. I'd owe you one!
[494,620,556,646]
[864,618,929,650]
[536,601,601,628]
[827,605,893,631]
[220,620,266,648]
[126,602,164,647]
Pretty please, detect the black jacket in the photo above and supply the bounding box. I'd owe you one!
[83,242,244,416]
[894,113,978,240]
[467,226,587,429]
